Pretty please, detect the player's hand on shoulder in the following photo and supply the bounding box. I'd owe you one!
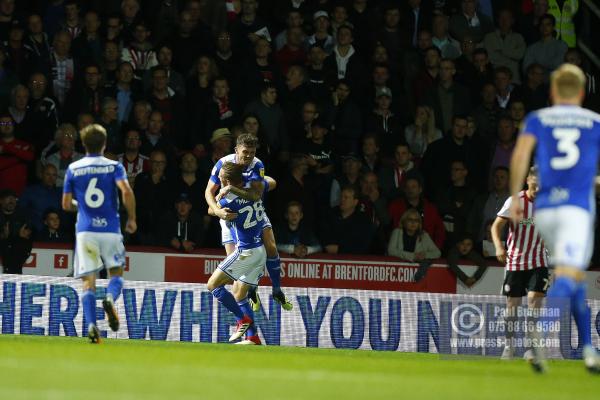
[218,207,237,221]
[125,219,137,234]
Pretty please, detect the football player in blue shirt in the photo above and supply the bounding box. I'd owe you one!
[207,162,267,344]
[205,133,293,312]
[510,64,600,373]
[62,124,137,343]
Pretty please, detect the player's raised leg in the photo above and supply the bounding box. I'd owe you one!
[103,266,123,332]
[262,227,293,311]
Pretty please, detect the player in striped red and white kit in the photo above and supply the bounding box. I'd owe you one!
[491,166,549,360]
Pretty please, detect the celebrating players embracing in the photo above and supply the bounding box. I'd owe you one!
[62,124,137,343]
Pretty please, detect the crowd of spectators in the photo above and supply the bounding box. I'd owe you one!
[1,0,598,277]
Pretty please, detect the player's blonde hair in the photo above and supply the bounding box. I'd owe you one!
[551,63,586,100]
[221,161,243,185]
[81,124,107,153]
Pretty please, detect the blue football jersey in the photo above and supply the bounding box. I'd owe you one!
[218,193,265,250]
[521,105,600,212]
[209,154,265,189]
[63,156,127,234]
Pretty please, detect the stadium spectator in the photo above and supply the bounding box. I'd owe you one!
[360,134,382,174]
[27,72,59,153]
[60,0,82,41]
[146,66,187,149]
[483,8,526,84]
[186,55,220,114]
[471,82,501,143]
[63,63,105,122]
[0,51,18,110]
[305,43,332,103]
[520,62,549,111]
[169,10,209,76]
[522,14,568,81]
[172,152,208,221]
[214,30,241,94]
[518,0,549,45]
[198,128,233,178]
[330,153,363,207]
[359,171,390,254]
[9,84,35,143]
[98,97,122,153]
[117,129,149,188]
[0,188,32,274]
[244,82,288,163]
[378,143,415,201]
[101,42,123,88]
[158,192,205,252]
[71,10,103,67]
[41,123,82,187]
[329,79,362,154]
[493,66,520,109]
[462,47,495,101]
[388,174,446,250]
[35,208,73,243]
[18,163,61,232]
[274,10,304,51]
[272,154,317,227]
[230,0,270,60]
[107,62,142,126]
[413,46,442,106]
[431,13,461,60]
[0,113,34,195]
[424,58,472,133]
[546,0,579,48]
[448,0,494,43]
[488,116,516,174]
[387,208,441,261]
[404,105,442,159]
[435,159,478,249]
[24,14,52,74]
[471,166,509,241]
[105,14,124,47]
[275,201,322,258]
[365,87,404,152]
[446,233,488,287]
[121,21,157,80]
[242,37,283,104]
[3,21,31,83]
[274,27,306,75]
[373,4,408,74]
[508,98,527,128]
[47,30,75,108]
[324,25,365,93]
[321,185,375,255]
[281,66,311,142]
[146,44,185,98]
[305,11,334,55]
[134,150,174,244]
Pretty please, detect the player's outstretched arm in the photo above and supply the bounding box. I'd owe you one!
[509,134,536,220]
[117,179,137,234]
[264,176,277,191]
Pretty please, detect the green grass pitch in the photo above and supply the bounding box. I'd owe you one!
[0,335,599,400]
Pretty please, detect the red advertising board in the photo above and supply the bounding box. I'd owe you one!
[165,255,457,293]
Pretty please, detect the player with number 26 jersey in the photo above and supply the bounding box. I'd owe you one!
[521,105,600,212]
[64,158,128,234]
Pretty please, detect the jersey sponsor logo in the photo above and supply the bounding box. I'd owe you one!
[72,165,115,176]
[259,168,265,178]
[549,187,570,204]
[518,218,535,226]
[92,217,108,228]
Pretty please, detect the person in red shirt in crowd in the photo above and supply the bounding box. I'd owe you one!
[388,173,446,251]
[117,129,149,189]
[0,113,34,195]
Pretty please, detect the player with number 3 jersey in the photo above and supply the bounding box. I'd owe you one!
[510,64,600,373]
[62,124,137,344]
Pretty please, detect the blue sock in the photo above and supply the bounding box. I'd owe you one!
[238,298,257,337]
[82,290,97,327]
[211,286,244,320]
[266,256,281,291]
[107,276,124,302]
[573,282,592,348]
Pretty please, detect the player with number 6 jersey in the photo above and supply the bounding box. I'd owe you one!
[62,124,137,344]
